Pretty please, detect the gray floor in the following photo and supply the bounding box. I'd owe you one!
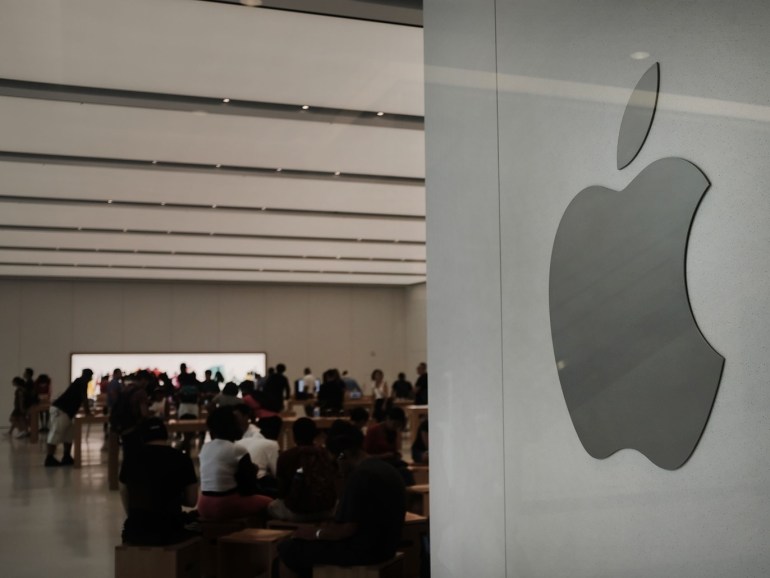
[1,427,123,578]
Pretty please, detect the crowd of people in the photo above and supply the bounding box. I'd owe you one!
[6,360,430,575]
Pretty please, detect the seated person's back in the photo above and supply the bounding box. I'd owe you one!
[119,418,198,545]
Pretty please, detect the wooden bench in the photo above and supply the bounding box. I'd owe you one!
[115,537,201,578]
[406,484,430,518]
[217,528,292,578]
[314,552,405,578]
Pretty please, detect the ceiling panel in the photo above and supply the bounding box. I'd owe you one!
[0,0,424,115]
[0,97,425,178]
[0,161,425,217]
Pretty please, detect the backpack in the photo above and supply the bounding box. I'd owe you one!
[284,448,338,514]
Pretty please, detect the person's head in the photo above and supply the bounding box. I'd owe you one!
[139,417,168,444]
[113,368,122,379]
[23,368,33,380]
[206,406,242,442]
[222,382,239,397]
[35,374,51,387]
[326,420,365,476]
[304,367,312,375]
[370,369,384,382]
[293,417,318,446]
[12,377,25,388]
[398,372,406,381]
[384,407,407,432]
[276,363,286,374]
[215,370,224,383]
[238,380,255,396]
[205,369,212,379]
[232,404,254,434]
[417,362,427,376]
[180,363,188,374]
[257,416,283,441]
[349,407,370,429]
[82,368,94,380]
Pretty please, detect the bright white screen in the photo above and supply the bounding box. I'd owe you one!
[70,352,267,385]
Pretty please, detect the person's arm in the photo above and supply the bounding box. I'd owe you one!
[293,521,358,542]
[182,483,199,508]
[234,452,260,495]
[119,483,130,515]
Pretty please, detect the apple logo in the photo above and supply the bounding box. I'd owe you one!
[548,63,725,470]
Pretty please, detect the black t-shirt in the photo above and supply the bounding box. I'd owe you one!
[335,458,406,561]
[392,379,413,399]
[318,380,345,413]
[264,373,290,412]
[414,374,428,405]
[119,444,197,544]
[53,377,89,418]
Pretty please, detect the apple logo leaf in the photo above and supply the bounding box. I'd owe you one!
[617,62,660,170]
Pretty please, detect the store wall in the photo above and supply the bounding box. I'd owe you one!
[0,279,426,419]
[425,1,770,576]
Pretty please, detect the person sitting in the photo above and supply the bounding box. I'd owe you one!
[212,382,240,408]
[119,418,198,546]
[277,421,406,578]
[197,406,272,521]
[268,418,337,523]
[363,407,414,486]
[349,407,370,432]
[411,419,429,464]
[236,412,282,497]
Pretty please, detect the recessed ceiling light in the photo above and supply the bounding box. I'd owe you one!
[107,200,113,204]
[151,160,158,164]
[240,0,263,6]
[261,207,266,211]
[301,105,309,110]
[630,51,650,60]
[276,168,282,172]
[334,171,341,176]
[223,98,230,103]
[215,164,222,168]
[212,204,217,208]
[376,112,385,116]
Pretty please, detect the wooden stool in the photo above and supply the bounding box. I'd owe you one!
[217,528,292,578]
[400,513,428,578]
[199,518,250,578]
[115,537,201,578]
[314,552,405,578]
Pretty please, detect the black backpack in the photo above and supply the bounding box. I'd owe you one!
[285,448,338,514]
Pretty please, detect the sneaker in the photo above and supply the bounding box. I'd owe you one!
[44,456,61,467]
[60,455,75,466]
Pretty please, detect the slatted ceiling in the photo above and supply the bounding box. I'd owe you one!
[0,249,425,275]
[0,230,427,261]
[0,0,426,285]
[0,1,424,115]
[0,97,426,178]
[0,265,422,285]
[0,161,425,217]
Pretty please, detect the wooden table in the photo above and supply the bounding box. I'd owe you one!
[72,413,108,468]
[166,418,208,434]
[405,405,428,444]
[406,483,430,518]
[279,415,339,450]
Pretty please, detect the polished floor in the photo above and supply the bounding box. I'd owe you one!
[1,427,123,578]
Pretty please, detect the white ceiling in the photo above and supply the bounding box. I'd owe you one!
[0,0,425,285]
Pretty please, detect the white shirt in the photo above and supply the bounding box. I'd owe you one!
[199,439,249,492]
[236,433,279,480]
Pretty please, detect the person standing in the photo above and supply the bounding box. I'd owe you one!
[45,369,92,467]
[414,362,428,405]
[264,363,290,412]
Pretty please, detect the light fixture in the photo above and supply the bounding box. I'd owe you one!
[123,228,128,233]
[151,160,158,164]
[223,98,230,103]
[161,202,166,206]
[261,207,266,211]
[630,51,650,60]
[334,171,341,176]
[215,164,222,168]
[376,112,385,116]
[212,204,217,208]
[77,227,82,231]
[301,105,309,110]
[276,168,282,172]
[107,200,113,204]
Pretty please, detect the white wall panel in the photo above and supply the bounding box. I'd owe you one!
[425,0,770,576]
